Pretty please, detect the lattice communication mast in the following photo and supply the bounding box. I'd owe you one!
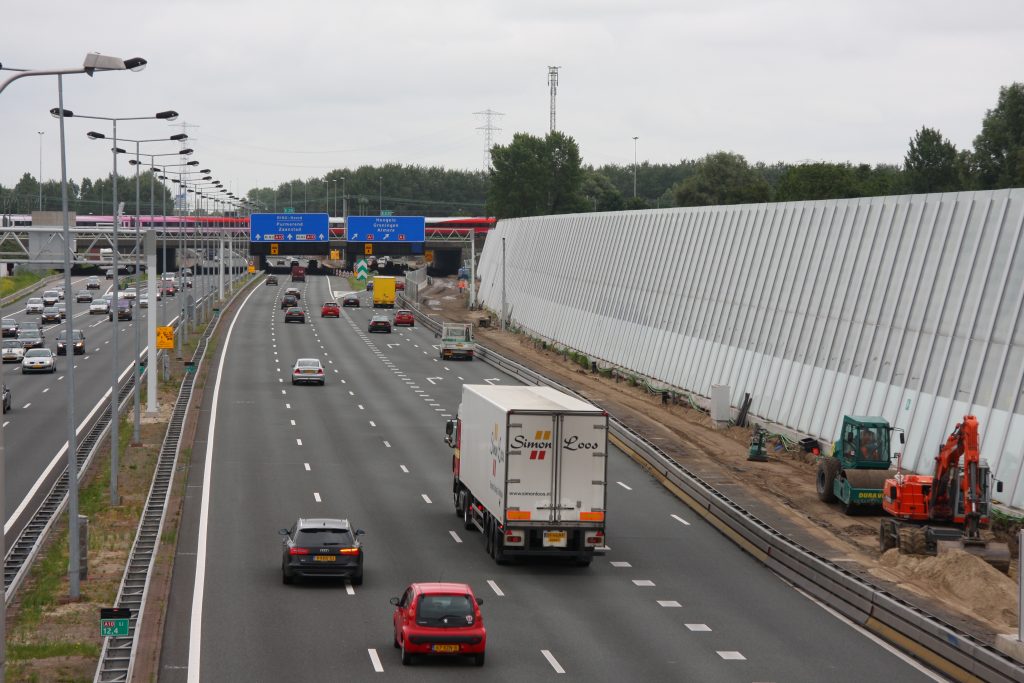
[548,66,560,132]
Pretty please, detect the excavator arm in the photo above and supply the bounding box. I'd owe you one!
[929,416,983,537]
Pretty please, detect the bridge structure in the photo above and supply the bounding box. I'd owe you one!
[0,213,494,274]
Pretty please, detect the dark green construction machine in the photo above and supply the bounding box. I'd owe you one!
[816,416,895,514]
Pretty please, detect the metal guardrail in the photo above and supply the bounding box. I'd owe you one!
[3,362,138,603]
[94,273,255,683]
[398,294,1024,683]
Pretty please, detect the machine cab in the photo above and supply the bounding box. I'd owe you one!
[838,416,891,470]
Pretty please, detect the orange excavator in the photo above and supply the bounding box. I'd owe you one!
[879,415,1009,571]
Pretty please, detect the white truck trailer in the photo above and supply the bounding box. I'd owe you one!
[446,384,608,564]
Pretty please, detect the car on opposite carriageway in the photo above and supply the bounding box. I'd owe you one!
[280,517,364,584]
[25,298,44,314]
[22,348,56,373]
[2,339,25,363]
[56,329,86,355]
[2,318,19,337]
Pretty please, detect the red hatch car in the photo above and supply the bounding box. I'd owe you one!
[391,582,486,667]
[284,307,306,324]
[321,301,340,318]
[396,280,405,291]
[393,309,414,327]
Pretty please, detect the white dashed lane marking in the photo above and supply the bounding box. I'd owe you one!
[487,580,504,597]
[383,441,391,448]
[296,438,303,446]
[717,651,746,661]
[671,514,691,526]
[368,649,383,673]
[616,481,632,490]
[657,600,681,607]
[541,650,565,674]
[686,624,712,632]
[313,492,321,502]
[632,579,655,587]
[610,561,631,568]
[304,463,310,471]
[400,465,409,473]
[421,494,432,504]
[449,530,462,543]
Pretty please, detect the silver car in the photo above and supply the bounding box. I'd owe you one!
[291,358,325,386]
[41,290,60,306]
[22,348,56,373]
[25,297,44,314]
[90,298,110,314]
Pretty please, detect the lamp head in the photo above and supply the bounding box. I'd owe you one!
[86,131,106,140]
[155,110,179,121]
[123,57,148,72]
[170,133,188,141]
[187,161,199,166]
[50,107,73,118]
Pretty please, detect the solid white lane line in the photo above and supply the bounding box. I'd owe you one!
[685,624,712,632]
[717,651,745,660]
[632,579,655,586]
[304,463,310,471]
[296,438,303,446]
[541,650,565,674]
[487,579,504,597]
[421,494,432,504]
[368,648,383,673]
[313,492,321,502]
[400,465,409,473]
[610,561,632,568]
[657,600,681,607]
[671,514,691,526]
[187,282,262,683]
[449,530,462,543]
[383,441,391,448]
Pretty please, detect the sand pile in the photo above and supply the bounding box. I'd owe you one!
[879,549,1018,630]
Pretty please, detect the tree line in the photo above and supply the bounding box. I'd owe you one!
[4,83,1021,220]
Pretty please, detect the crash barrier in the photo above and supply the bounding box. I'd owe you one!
[398,293,1024,683]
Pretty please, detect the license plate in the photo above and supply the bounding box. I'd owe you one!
[313,555,336,562]
[544,531,567,547]
[431,644,459,653]
[303,370,314,374]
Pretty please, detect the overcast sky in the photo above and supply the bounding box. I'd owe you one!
[3,0,1023,199]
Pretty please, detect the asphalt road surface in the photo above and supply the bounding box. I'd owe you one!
[160,273,945,682]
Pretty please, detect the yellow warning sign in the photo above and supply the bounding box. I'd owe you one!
[330,249,340,260]
[364,243,373,255]
[424,249,434,263]
[157,326,174,350]
[270,243,279,255]
[248,264,256,273]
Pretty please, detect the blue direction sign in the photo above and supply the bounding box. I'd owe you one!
[347,216,425,243]
[250,213,329,243]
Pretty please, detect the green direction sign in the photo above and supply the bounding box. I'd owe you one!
[379,210,393,216]
[100,607,131,637]
[283,207,295,213]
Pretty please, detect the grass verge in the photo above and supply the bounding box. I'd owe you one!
[0,271,53,299]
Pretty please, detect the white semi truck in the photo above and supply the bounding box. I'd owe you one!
[446,384,608,564]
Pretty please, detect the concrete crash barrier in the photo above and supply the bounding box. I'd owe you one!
[396,294,1024,682]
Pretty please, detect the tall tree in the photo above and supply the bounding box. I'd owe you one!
[973,82,1024,189]
[904,127,960,193]
[487,131,587,218]
[672,152,770,207]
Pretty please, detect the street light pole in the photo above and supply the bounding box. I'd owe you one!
[37,131,44,210]
[633,136,639,199]
[132,142,142,444]
[110,119,121,506]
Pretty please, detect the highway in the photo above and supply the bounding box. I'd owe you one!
[161,273,944,682]
[0,270,225,549]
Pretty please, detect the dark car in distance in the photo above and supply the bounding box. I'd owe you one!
[266,275,278,286]
[281,294,298,310]
[56,329,86,355]
[284,307,305,323]
[368,315,392,333]
[280,518,364,585]
[342,294,360,308]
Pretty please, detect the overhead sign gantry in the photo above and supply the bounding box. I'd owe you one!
[249,213,329,255]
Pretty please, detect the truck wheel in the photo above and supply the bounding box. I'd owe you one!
[454,490,464,517]
[463,498,475,531]
[879,520,897,553]
[816,459,840,503]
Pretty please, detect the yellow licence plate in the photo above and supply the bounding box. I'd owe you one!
[432,644,459,653]
[314,555,336,562]
[544,531,567,544]
[303,370,314,374]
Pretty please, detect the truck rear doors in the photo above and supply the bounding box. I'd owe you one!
[506,412,606,523]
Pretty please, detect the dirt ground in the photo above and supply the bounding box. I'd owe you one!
[418,277,1020,640]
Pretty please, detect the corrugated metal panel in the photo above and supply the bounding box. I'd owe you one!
[477,190,1024,508]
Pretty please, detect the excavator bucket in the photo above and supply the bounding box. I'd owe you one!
[936,539,1011,574]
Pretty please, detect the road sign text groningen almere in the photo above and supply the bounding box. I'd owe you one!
[250,213,329,256]
[347,215,425,242]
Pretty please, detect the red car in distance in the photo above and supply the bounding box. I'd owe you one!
[393,310,414,327]
[391,582,486,667]
[321,301,340,318]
